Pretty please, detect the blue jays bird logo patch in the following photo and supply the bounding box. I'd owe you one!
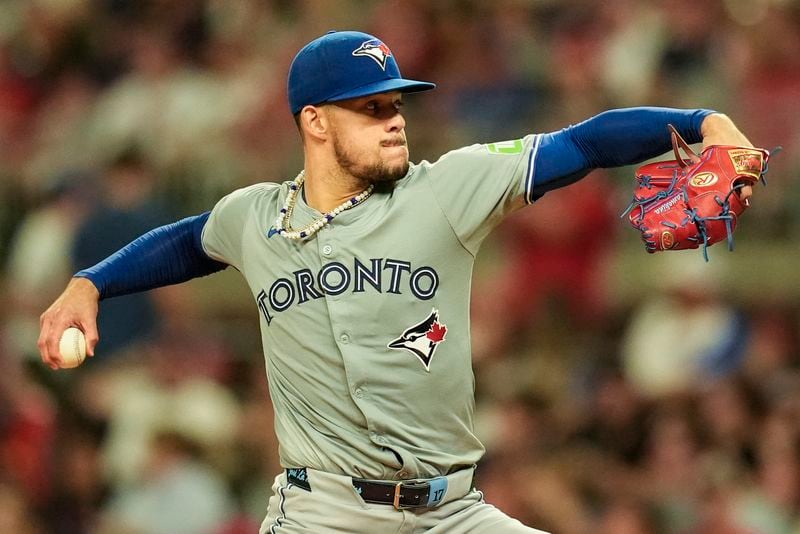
[352,39,393,70]
[388,309,447,371]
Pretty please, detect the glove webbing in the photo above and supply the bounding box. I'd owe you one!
[620,168,682,221]
[687,184,744,262]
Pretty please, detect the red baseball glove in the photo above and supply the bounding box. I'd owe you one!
[623,125,771,260]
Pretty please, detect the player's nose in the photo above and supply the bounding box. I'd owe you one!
[386,109,406,132]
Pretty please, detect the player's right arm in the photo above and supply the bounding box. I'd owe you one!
[38,213,227,369]
[38,183,269,369]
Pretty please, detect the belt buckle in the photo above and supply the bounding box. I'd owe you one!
[392,482,403,510]
[392,480,430,510]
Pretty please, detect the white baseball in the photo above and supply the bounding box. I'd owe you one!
[58,327,87,368]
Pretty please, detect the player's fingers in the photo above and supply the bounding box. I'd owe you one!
[81,321,99,357]
[37,312,62,370]
[738,184,754,206]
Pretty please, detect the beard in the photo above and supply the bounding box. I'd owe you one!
[332,133,409,189]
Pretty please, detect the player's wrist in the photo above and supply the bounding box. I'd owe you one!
[69,276,101,300]
[701,113,752,149]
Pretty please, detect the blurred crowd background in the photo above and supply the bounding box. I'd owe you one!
[1,0,799,533]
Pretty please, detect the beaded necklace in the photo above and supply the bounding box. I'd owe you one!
[272,171,375,240]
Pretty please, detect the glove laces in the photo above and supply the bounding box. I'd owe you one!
[620,169,682,221]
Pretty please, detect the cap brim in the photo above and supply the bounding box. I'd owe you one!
[324,78,436,104]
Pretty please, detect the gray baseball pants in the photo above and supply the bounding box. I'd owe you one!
[260,467,549,533]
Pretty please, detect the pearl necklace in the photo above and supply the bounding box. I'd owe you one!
[272,171,375,240]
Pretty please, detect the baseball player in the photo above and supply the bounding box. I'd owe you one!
[39,31,758,533]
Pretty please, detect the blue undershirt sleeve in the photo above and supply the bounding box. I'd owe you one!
[74,212,228,299]
[531,107,715,197]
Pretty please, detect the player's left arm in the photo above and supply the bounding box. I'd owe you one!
[530,107,752,198]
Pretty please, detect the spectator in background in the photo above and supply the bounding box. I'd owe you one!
[620,255,750,398]
[86,21,253,212]
[71,147,171,359]
[572,366,649,468]
[730,3,800,238]
[652,0,728,108]
[697,377,763,474]
[97,367,241,534]
[43,417,107,534]
[0,38,40,177]
[24,71,99,187]
[641,406,705,532]
[99,429,236,534]
[472,171,617,361]
[0,330,56,512]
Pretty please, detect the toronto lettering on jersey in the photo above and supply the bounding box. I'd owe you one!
[256,257,440,325]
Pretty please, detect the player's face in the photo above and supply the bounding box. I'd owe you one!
[326,92,409,185]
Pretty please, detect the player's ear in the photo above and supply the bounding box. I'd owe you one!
[299,105,328,141]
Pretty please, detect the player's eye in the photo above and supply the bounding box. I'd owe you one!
[363,99,403,119]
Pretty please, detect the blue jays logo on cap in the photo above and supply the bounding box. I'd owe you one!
[352,39,393,70]
[287,30,436,115]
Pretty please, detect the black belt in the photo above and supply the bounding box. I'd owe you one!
[286,468,450,510]
[352,476,449,509]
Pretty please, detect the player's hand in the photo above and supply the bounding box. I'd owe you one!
[38,277,100,369]
[701,113,755,205]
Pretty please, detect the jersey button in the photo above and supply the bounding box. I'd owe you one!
[322,244,333,256]
[339,333,350,344]
[354,387,364,398]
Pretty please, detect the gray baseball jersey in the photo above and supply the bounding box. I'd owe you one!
[202,134,540,481]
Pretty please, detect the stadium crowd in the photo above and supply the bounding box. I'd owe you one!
[1,1,799,533]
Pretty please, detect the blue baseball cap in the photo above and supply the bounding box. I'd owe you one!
[288,31,436,115]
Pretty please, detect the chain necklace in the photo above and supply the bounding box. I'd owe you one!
[272,171,375,240]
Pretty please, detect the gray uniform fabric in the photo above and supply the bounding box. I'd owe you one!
[261,468,547,534]
[202,135,546,531]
